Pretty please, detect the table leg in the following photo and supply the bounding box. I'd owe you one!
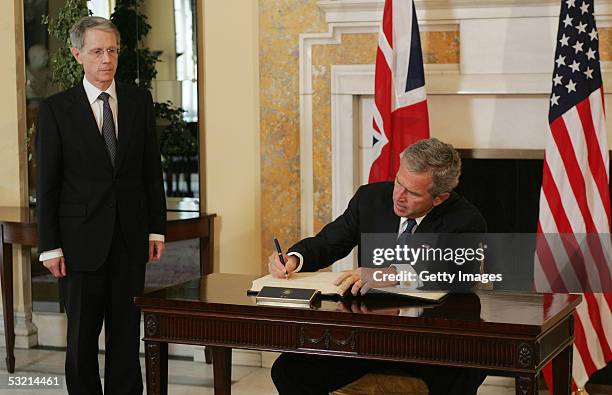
[211,346,232,395]
[515,374,538,395]
[552,344,573,395]
[145,341,168,395]
[0,235,15,373]
[200,217,214,365]
[200,216,214,276]
[204,347,212,364]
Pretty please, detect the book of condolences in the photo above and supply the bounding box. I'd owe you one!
[250,272,447,302]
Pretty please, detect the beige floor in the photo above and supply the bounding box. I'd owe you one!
[0,347,535,394]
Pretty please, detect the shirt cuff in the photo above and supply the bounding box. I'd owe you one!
[399,307,425,317]
[390,264,423,289]
[39,248,64,262]
[287,252,304,272]
[149,234,165,242]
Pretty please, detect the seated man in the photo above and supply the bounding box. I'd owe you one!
[268,138,487,395]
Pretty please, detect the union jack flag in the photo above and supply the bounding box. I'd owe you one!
[536,0,612,389]
[369,0,429,183]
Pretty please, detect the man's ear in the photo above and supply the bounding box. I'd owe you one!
[432,191,450,207]
[70,47,83,64]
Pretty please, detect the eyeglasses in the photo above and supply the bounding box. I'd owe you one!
[87,48,120,59]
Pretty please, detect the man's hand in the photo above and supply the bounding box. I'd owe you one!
[334,266,399,296]
[43,256,66,278]
[149,240,165,261]
[268,253,298,279]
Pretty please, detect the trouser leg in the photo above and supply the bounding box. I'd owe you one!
[60,267,106,395]
[271,353,486,395]
[103,223,147,395]
[271,353,372,395]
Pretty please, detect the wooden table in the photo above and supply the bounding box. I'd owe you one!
[136,273,581,395]
[0,206,215,373]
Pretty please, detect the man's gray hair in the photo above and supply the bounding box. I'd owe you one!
[400,138,461,197]
[70,16,120,50]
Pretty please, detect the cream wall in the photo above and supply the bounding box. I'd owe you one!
[201,0,261,274]
[0,0,27,206]
[141,0,180,105]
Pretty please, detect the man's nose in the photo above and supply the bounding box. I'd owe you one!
[101,51,112,62]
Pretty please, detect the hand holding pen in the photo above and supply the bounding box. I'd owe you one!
[268,238,298,279]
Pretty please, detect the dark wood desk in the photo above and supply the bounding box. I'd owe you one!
[136,273,581,395]
[0,206,215,373]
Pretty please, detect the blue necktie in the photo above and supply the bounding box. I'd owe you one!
[98,92,117,167]
[400,218,417,238]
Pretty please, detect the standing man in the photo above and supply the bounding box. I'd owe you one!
[36,16,166,395]
[268,138,487,395]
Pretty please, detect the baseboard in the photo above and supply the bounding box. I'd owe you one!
[32,312,263,367]
[0,311,38,349]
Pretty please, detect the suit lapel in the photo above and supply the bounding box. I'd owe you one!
[69,84,114,172]
[114,83,136,173]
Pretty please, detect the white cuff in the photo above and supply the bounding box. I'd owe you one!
[39,248,64,262]
[399,307,425,317]
[390,264,423,289]
[149,234,165,242]
[287,252,304,272]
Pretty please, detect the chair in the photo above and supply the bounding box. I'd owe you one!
[332,371,428,395]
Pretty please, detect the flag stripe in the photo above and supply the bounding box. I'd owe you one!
[576,95,611,229]
[584,293,612,358]
[550,116,597,233]
[573,310,599,379]
[541,157,591,291]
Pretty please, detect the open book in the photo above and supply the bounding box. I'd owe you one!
[250,272,447,302]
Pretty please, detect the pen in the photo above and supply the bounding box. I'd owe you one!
[273,238,289,279]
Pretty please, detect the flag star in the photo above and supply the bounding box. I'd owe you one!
[589,28,598,41]
[576,21,588,34]
[566,79,577,93]
[580,2,589,14]
[569,60,581,72]
[572,41,584,53]
[559,34,570,46]
[551,93,560,106]
[586,47,596,60]
[563,15,573,27]
[584,67,594,79]
[556,55,566,67]
[553,74,563,86]
[566,0,576,8]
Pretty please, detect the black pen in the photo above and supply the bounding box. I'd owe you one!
[273,238,289,279]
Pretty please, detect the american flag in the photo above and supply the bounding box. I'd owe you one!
[536,0,612,389]
[369,0,429,183]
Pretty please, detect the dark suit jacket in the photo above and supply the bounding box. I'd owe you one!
[36,81,166,271]
[289,181,486,274]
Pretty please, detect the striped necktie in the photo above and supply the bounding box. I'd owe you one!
[399,218,417,238]
[98,92,117,167]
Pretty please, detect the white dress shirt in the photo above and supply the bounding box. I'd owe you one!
[39,78,164,262]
